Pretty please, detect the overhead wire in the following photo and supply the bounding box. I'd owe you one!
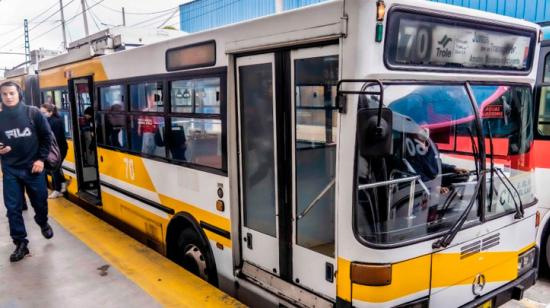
[130,8,179,27]
[28,0,62,22]
[131,0,229,28]
[0,0,77,51]
[31,0,106,43]
[157,8,179,29]
[29,0,76,32]
[85,0,103,31]
[97,3,178,15]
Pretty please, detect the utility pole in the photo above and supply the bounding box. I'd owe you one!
[23,19,30,66]
[122,7,126,26]
[59,0,67,49]
[80,0,90,37]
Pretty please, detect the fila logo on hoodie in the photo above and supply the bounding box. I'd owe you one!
[5,127,32,139]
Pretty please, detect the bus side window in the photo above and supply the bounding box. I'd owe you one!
[538,86,550,136]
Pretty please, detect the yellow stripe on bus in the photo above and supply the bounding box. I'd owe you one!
[204,229,232,248]
[97,148,157,192]
[351,255,431,303]
[65,140,75,163]
[39,58,108,88]
[159,193,231,235]
[431,243,534,289]
[337,258,352,301]
[345,242,534,303]
[48,197,244,307]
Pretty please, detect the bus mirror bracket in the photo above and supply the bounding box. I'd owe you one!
[336,79,392,157]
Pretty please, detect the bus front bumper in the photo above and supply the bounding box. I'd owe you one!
[460,267,537,308]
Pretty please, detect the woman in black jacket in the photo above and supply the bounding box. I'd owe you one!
[40,103,69,198]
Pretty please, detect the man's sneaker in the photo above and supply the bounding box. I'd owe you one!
[41,223,54,239]
[60,178,71,193]
[48,191,63,199]
[10,242,29,262]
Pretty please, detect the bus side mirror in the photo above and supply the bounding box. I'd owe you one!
[358,108,393,158]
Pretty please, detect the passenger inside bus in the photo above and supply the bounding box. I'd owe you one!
[356,84,480,244]
[135,84,165,156]
[106,103,126,148]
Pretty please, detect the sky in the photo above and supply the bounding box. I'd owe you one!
[0,0,190,71]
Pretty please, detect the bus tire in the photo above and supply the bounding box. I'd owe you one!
[541,223,550,276]
[171,223,219,286]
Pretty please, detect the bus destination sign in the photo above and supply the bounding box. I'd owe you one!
[385,11,536,72]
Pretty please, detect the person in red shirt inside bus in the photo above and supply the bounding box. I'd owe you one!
[137,85,163,155]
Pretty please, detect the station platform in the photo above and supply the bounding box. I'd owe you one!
[0,188,244,307]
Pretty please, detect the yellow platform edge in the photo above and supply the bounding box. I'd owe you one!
[48,197,245,308]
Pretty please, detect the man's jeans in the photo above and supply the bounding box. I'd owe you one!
[2,164,49,244]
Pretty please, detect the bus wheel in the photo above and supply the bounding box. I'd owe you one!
[175,227,218,285]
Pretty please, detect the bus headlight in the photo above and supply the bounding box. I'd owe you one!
[517,247,536,276]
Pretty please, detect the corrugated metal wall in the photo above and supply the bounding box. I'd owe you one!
[179,0,327,32]
[284,0,325,10]
[431,0,550,23]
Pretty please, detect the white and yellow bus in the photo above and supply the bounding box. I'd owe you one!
[36,1,540,307]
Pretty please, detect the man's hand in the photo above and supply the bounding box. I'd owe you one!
[0,146,11,155]
[31,160,44,173]
[454,167,469,175]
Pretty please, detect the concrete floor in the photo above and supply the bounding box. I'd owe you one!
[504,277,550,308]
[0,203,160,307]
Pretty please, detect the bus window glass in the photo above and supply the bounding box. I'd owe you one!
[538,86,550,136]
[100,85,125,111]
[42,90,53,104]
[355,84,480,245]
[171,80,193,113]
[170,78,221,114]
[471,85,535,218]
[129,115,166,157]
[194,78,220,114]
[294,55,338,257]
[58,89,71,138]
[130,82,163,112]
[53,90,63,110]
[167,117,222,169]
[60,109,72,138]
[545,53,550,82]
[96,113,128,149]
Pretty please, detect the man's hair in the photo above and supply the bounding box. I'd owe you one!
[0,81,23,101]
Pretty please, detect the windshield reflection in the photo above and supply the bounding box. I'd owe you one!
[355,84,534,245]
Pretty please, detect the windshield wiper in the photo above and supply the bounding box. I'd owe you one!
[485,122,524,219]
[494,168,524,219]
[433,127,484,249]
[486,122,495,212]
[467,127,480,180]
[432,171,486,249]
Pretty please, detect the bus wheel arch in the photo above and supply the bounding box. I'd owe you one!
[540,217,550,275]
[166,212,219,286]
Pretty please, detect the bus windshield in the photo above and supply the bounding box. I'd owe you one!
[355,83,534,245]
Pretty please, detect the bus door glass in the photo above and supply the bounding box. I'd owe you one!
[237,54,280,275]
[69,77,101,202]
[291,46,338,298]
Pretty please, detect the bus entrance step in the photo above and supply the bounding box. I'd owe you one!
[240,262,332,308]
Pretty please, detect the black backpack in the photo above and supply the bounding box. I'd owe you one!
[26,106,62,171]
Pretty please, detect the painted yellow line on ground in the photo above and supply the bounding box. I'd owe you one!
[48,197,245,308]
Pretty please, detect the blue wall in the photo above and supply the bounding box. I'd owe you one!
[179,0,326,33]
[431,0,550,23]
